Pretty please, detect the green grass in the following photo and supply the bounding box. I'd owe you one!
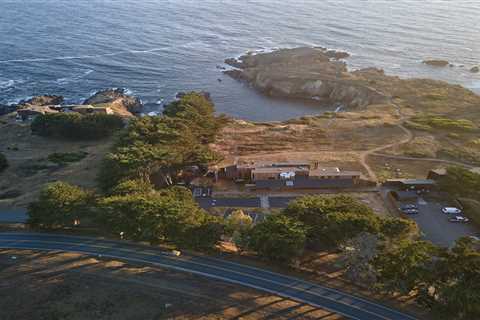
[410,114,477,132]
[47,152,88,165]
[458,198,480,227]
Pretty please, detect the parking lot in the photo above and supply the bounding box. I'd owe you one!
[398,197,478,247]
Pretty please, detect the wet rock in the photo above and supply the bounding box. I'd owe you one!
[84,88,143,115]
[470,66,479,73]
[422,59,450,67]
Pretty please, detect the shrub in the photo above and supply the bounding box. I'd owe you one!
[410,115,477,132]
[31,113,124,140]
[28,182,93,229]
[47,151,88,165]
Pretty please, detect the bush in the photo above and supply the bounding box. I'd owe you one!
[0,153,7,172]
[28,182,93,229]
[245,214,306,263]
[458,198,480,227]
[31,113,124,140]
[47,151,88,165]
[410,115,477,132]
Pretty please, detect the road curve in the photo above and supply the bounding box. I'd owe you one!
[0,232,417,320]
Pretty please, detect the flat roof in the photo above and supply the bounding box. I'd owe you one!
[310,167,362,177]
[388,179,436,185]
[252,167,309,174]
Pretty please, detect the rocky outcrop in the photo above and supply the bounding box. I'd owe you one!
[422,59,450,67]
[19,95,64,106]
[224,47,388,109]
[471,66,480,73]
[83,88,143,115]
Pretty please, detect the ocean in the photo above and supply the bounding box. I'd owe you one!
[0,0,479,121]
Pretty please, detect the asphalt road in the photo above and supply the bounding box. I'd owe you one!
[0,209,28,223]
[401,199,477,247]
[196,197,261,209]
[0,232,417,320]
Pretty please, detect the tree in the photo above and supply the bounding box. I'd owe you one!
[225,209,253,236]
[163,92,225,144]
[425,237,480,319]
[0,152,8,173]
[31,113,124,140]
[28,182,93,229]
[246,214,306,263]
[284,195,378,248]
[97,116,219,192]
[380,217,418,240]
[438,166,480,200]
[97,186,221,250]
[110,179,154,196]
[373,240,439,294]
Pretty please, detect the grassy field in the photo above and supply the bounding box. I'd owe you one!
[0,249,343,320]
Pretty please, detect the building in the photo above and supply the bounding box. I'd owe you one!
[16,105,59,121]
[384,179,436,191]
[71,105,114,115]
[219,161,362,190]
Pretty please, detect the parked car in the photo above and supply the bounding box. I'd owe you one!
[402,208,419,215]
[449,216,469,223]
[442,207,462,214]
[468,236,480,241]
[400,204,418,211]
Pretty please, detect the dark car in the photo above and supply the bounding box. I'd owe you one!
[449,216,469,223]
[402,208,419,215]
[400,204,418,211]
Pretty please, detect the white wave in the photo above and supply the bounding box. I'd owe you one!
[55,69,94,85]
[0,47,168,64]
[123,88,134,95]
[0,79,25,89]
[156,99,164,105]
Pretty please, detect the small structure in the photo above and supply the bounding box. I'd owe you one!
[16,105,58,121]
[384,179,436,191]
[71,105,114,115]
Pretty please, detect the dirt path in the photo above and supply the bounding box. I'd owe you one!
[358,100,413,182]
[370,153,476,169]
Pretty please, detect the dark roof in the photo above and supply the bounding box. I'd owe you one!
[387,179,436,186]
[392,191,418,201]
[255,179,354,190]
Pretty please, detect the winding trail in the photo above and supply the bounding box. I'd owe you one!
[358,100,413,183]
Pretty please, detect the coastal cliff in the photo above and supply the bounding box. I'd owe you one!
[224,47,389,109]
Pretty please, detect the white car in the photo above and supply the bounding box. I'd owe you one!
[449,216,469,223]
[442,207,462,214]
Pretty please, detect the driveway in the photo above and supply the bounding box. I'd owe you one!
[400,199,477,247]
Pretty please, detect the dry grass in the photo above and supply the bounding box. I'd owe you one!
[0,249,343,320]
[0,115,114,208]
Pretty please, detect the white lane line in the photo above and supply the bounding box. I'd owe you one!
[0,243,365,320]
[0,236,415,320]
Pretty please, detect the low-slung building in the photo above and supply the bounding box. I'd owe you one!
[219,161,361,190]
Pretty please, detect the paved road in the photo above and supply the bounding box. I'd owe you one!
[0,232,417,320]
[196,197,261,209]
[399,199,478,247]
[0,209,28,223]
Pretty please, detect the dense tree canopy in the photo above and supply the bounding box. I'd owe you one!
[284,195,379,248]
[97,186,222,250]
[98,93,224,192]
[438,166,480,200]
[31,113,124,140]
[28,182,93,229]
[245,214,306,263]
